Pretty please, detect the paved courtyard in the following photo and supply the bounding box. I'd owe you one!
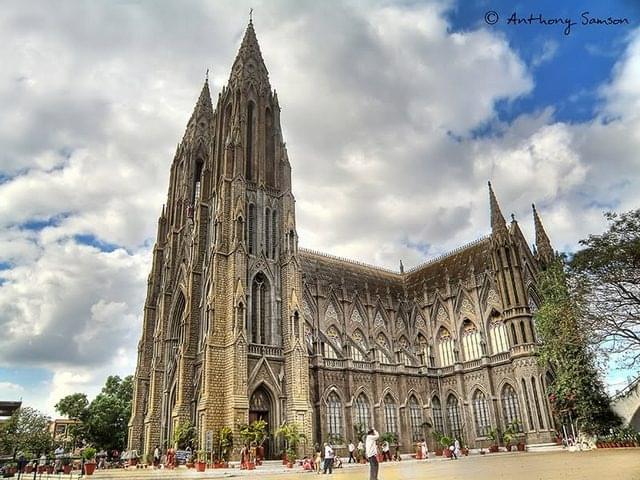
[85,449,640,480]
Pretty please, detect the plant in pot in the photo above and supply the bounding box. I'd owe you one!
[195,450,207,472]
[432,431,444,456]
[83,447,97,476]
[440,435,452,458]
[251,419,269,465]
[502,428,515,452]
[275,421,306,468]
[487,428,499,453]
[62,455,72,474]
[217,427,233,468]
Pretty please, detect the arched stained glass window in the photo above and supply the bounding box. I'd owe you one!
[462,320,482,361]
[354,393,370,430]
[472,390,491,437]
[384,394,398,436]
[501,384,523,431]
[447,394,462,439]
[432,396,444,433]
[327,392,343,439]
[408,396,424,442]
[438,328,455,366]
[489,311,509,353]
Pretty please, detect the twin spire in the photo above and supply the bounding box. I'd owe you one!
[488,182,553,262]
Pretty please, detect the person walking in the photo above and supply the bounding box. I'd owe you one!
[365,428,380,480]
[323,442,334,474]
[420,439,428,460]
[314,446,322,474]
[153,445,160,468]
[348,441,356,463]
[382,440,391,462]
[454,438,461,458]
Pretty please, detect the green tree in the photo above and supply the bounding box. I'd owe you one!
[0,407,53,459]
[54,374,134,452]
[535,257,620,435]
[570,209,640,372]
[55,393,88,420]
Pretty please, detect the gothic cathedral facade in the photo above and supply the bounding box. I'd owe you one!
[128,21,556,458]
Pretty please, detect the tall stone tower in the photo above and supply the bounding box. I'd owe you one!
[128,20,312,458]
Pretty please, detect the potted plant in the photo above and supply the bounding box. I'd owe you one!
[83,447,97,476]
[487,428,499,453]
[275,421,306,469]
[217,426,233,467]
[502,429,514,452]
[432,431,444,456]
[194,450,206,472]
[440,435,452,457]
[251,419,268,464]
[62,455,72,474]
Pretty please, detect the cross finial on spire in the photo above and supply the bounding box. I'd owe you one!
[249,7,253,23]
[205,68,209,82]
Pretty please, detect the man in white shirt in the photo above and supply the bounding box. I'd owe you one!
[348,441,356,463]
[323,442,334,474]
[365,428,379,480]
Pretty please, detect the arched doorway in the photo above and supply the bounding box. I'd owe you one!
[249,386,273,458]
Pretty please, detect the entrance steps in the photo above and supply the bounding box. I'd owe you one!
[526,442,565,453]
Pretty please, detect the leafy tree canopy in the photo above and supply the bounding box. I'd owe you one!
[0,407,52,458]
[571,209,640,371]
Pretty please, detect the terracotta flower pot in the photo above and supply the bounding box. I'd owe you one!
[287,462,293,468]
[489,445,499,453]
[517,442,526,452]
[444,448,452,458]
[248,462,255,470]
[85,462,97,476]
[196,461,206,472]
[435,448,443,456]
[63,464,72,474]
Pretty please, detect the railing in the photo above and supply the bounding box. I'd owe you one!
[511,343,536,357]
[463,359,482,370]
[352,361,371,370]
[247,344,283,358]
[490,351,510,363]
[324,359,346,369]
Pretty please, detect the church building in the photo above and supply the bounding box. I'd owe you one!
[128,20,556,458]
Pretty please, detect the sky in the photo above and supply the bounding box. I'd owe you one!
[0,0,639,416]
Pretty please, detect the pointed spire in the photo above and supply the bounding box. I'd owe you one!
[488,181,508,236]
[399,259,404,274]
[190,75,213,121]
[532,203,554,264]
[229,19,270,87]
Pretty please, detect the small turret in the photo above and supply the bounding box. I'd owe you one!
[532,203,554,266]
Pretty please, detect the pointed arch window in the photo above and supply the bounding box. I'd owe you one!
[250,273,271,344]
[354,393,370,430]
[351,345,366,362]
[432,396,444,433]
[246,101,254,180]
[383,394,398,436]
[472,390,491,437]
[489,311,509,353]
[271,210,277,258]
[376,333,392,364]
[521,378,534,430]
[265,208,271,258]
[408,396,424,442]
[327,392,343,439]
[248,203,256,254]
[438,328,455,367]
[323,343,339,359]
[265,107,275,186]
[520,320,528,343]
[501,384,523,431]
[447,394,462,439]
[462,320,482,361]
[510,323,518,346]
[531,377,545,429]
[417,334,429,366]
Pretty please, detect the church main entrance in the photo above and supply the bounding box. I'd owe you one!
[249,387,274,459]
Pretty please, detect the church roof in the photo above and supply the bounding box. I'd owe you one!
[300,235,493,298]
